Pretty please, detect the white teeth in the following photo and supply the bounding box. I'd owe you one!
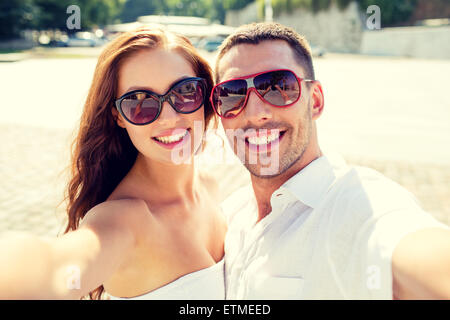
[154,130,188,144]
[247,132,280,145]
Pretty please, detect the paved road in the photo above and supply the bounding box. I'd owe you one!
[0,53,449,237]
[316,54,450,166]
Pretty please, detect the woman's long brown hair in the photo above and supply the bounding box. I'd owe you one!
[64,26,216,300]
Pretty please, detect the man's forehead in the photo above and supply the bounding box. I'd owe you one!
[217,41,306,81]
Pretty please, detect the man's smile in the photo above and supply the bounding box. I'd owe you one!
[243,129,287,153]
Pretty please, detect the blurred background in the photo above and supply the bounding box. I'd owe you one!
[0,0,449,237]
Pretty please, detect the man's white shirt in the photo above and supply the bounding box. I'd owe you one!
[221,153,448,299]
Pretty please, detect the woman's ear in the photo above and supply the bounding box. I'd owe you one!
[111,108,126,128]
[310,81,324,121]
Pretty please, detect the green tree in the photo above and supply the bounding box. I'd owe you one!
[118,0,226,24]
[312,0,332,13]
[0,0,124,38]
[356,0,418,27]
[209,0,226,23]
[223,0,254,10]
[119,0,165,23]
[0,0,38,39]
[261,0,419,27]
[30,0,124,31]
[336,0,353,10]
[116,0,226,24]
[84,0,124,27]
[33,0,73,30]
[165,0,210,17]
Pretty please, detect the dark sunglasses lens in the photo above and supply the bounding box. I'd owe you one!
[121,93,159,124]
[254,70,300,106]
[213,79,247,118]
[171,80,205,113]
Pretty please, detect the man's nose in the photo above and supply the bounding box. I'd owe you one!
[243,89,273,123]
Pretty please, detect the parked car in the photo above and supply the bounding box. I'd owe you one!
[310,44,326,57]
[197,37,224,52]
[65,32,106,47]
[49,35,69,47]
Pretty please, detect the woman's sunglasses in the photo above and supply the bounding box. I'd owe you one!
[210,69,315,119]
[115,77,207,125]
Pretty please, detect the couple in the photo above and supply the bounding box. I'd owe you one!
[1,22,449,300]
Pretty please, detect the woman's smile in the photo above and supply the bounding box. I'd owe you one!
[152,128,191,149]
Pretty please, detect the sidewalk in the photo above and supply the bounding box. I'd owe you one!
[0,46,105,62]
[0,52,31,63]
[0,124,72,237]
[0,123,448,238]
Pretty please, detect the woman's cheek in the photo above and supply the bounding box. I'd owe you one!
[125,127,152,155]
[191,111,205,153]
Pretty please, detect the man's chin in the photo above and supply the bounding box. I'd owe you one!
[243,150,306,179]
[244,163,283,179]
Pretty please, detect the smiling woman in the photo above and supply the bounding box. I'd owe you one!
[0,26,227,300]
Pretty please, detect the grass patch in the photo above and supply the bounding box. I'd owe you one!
[0,49,25,54]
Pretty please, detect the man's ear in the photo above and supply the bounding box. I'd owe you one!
[111,108,126,128]
[310,81,324,121]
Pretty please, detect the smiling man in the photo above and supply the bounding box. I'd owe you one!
[213,22,450,300]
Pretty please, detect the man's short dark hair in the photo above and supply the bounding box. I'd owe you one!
[215,22,315,83]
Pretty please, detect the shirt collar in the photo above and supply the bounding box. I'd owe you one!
[277,155,339,209]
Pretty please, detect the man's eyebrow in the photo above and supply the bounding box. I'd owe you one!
[124,75,193,94]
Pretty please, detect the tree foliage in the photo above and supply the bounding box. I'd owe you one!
[264,0,419,27]
[1,0,124,39]
[1,0,423,40]
[0,0,37,38]
[33,0,124,30]
[357,0,418,27]
[0,0,230,40]
[223,0,255,10]
[118,0,226,24]
[119,0,164,23]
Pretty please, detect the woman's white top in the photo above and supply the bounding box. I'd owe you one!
[107,258,225,300]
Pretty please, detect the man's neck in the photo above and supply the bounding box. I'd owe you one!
[251,147,322,223]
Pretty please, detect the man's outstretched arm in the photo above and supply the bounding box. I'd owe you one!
[392,227,450,299]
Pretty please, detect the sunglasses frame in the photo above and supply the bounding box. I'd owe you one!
[115,77,207,126]
[210,68,315,119]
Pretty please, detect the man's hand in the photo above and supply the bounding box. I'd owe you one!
[392,227,450,299]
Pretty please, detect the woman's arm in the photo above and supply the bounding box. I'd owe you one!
[0,199,146,299]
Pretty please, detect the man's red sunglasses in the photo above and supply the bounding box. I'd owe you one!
[210,69,315,119]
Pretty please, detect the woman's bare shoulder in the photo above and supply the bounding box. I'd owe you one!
[85,198,149,218]
[80,198,152,239]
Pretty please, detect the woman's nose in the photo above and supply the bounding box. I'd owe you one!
[157,101,179,124]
